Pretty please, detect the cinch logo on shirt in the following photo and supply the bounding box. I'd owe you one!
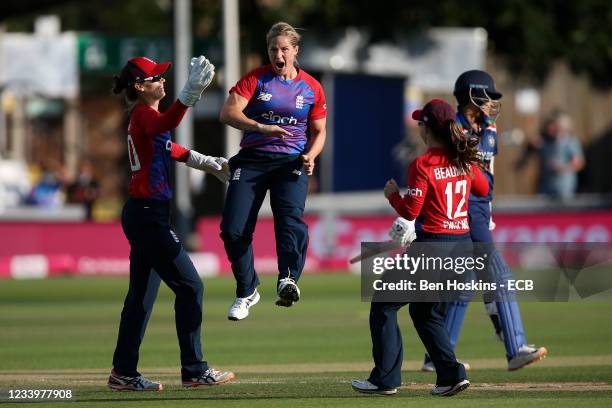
[261,110,298,125]
[257,92,273,101]
[406,187,423,197]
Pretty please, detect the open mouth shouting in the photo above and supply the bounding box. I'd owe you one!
[274,60,286,72]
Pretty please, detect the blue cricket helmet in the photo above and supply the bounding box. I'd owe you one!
[453,70,502,100]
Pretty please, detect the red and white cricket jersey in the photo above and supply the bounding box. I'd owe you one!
[388,147,489,234]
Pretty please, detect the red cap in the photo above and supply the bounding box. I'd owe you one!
[119,57,172,87]
[412,99,455,131]
[128,57,171,78]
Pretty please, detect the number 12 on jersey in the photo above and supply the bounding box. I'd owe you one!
[444,180,467,220]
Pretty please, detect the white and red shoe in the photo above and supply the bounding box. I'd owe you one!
[107,369,163,391]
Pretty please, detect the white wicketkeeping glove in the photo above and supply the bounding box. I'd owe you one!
[388,217,417,247]
[185,150,230,183]
[178,55,215,107]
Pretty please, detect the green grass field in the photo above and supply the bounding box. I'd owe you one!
[1,273,612,407]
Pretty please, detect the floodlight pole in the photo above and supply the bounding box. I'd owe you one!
[222,0,241,158]
[174,0,193,240]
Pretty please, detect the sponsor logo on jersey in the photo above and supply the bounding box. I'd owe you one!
[232,168,242,181]
[406,187,423,197]
[261,110,298,125]
[477,151,495,163]
[443,219,470,230]
[295,95,304,109]
[257,92,273,101]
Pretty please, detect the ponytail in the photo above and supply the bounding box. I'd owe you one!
[429,120,481,177]
[111,75,139,113]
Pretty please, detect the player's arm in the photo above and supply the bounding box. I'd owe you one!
[143,56,215,135]
[170,142,230,183]
[301,84,328,175]
[219,71,291,138]
[471,165,490,197]
[301,118,326,175]
[141,100,189,136]
[386,161,428,220]
[219,93,291,138]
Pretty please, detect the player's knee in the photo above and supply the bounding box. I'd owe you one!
[409,304,431,326]
[188,278,204,298]
[220,229,252,245]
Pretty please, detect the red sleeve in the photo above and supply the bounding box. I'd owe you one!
[308,81,327,121]
[470,165,489,197]
[171,142,190,162]
[229,67,263,100]
[388,160,429,220]
[301,72,327,121]
[139,100,189,136]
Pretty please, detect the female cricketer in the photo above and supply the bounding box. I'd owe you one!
[107,56,234,391]
[219,22,327,321]
[420,70,548,373]
[352,99,488,397]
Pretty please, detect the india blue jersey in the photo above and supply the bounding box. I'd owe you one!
[230,65,327,154]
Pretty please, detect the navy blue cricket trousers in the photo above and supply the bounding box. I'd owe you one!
[220,149,308,297]
[368,232,469,389]
[112,198,208,378]
[469,200,526,358]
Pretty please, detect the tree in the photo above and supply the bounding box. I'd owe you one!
[2,0,610,87]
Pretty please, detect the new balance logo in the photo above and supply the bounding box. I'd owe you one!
[295,95,304,109]
[261,111,298,125]
[169,230,180,243]
[405,187,423,197]
[232,168,242,181]
[257,92,273,101]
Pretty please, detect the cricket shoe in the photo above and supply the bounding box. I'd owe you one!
[421,355,471,372]
[430,379,470,396]
[275,277,300,307]
[508,345,548,371]
[227,289,260,321]
[107,369,163,391]
[182,368,235,387]
[351,379,397,395]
